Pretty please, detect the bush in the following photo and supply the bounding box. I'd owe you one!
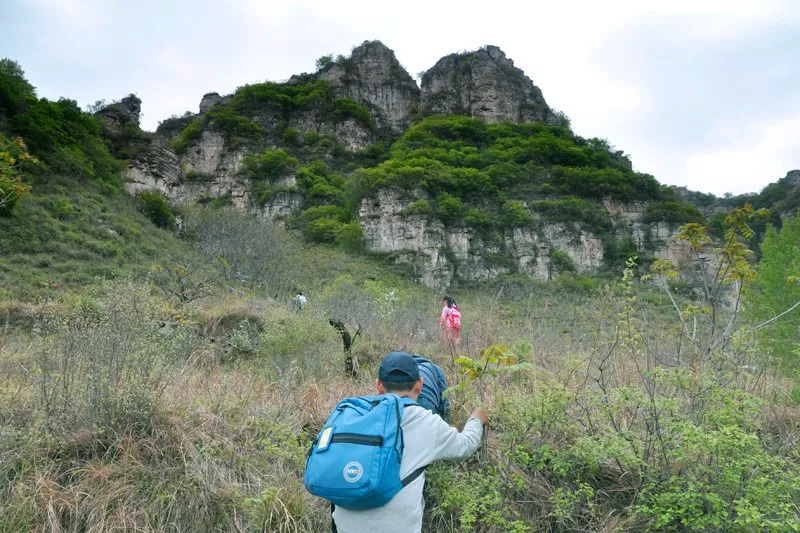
[331,98,372,127]
[550,249,576,274]
[0,134,36,216]
[172,107,261,153]
[136,190,176,228]
[31,282,195,435]
[641,201,704,224]
[242,149,298,181]
[0,58,35,116]
[10,96,122,184]
[530,197,611,230]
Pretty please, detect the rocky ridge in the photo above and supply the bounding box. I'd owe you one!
[118,41,717,290]
[420,45,557,124]
[316,40,421,133]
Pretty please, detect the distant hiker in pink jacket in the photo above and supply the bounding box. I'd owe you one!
[440,296,461,344]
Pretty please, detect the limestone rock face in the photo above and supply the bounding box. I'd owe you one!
[421,45,554,124]
[318,41,421,133]
[358,190,604,289]
[199,92,223,113]
[95,94,142,125]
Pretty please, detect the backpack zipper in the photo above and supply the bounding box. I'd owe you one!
[330,433,383,446]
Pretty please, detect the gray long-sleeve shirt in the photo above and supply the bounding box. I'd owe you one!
[332,405,484,533]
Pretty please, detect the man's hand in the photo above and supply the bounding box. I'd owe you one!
[471,407,489,426]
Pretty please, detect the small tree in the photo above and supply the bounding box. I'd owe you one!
[0,135,37,216]
[135,190,176,229]
[315,55,335,71]
[748,210,800,366]
[150,260,216,303]
[448,344,531,402]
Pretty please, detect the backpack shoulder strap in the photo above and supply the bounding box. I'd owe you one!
[401,466,426,487]
[396,395,418,408]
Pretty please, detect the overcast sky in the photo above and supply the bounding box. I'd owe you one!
[2,0,799,196]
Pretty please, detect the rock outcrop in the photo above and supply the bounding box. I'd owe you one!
[95,94,142,125]
[119,41,727,291]
[199,92,223,113]
[358,189,605,289]
[317,41,420,133]
[420,45,555,124]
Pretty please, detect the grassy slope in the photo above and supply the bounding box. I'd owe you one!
[0,174,196,301]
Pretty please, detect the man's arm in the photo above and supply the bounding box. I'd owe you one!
[429,407,488,461]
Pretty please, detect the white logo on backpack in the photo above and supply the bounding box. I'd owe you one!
[343,461,363,483]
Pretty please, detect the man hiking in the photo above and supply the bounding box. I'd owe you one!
[323,351,488,532]
[292,291,307,313]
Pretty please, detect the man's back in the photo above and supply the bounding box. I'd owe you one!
[332,406,483,533]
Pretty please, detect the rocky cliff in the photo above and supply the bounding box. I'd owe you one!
[117,41,720,290]
[420,45,557,124]
[358,190,710,290]
[316,41,420,133]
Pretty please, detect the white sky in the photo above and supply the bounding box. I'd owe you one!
[2,0,799,196]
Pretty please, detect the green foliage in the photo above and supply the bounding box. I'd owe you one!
[426,464,531,532]
[748,210,800,364]
[205,105,262,139]
[448,344,532,401]
[549,249,576,274]
[170,117,202,152]
[636,416,800,531]
[0,58,36,116]
[242,148,298,181]
[231,79,333,116]
[501,199,533,227]
[135,190,176,229]
[0,173,196,299]
[9,96,123,184]
[0,134,37,216]
[529,197,611,230]
[331,98,372,127]
[315,54,335,70]
[603,235,638,271]
[172,107,262,153]
[641,201,704,224]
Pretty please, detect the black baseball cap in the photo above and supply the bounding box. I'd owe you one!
[378,351,420,382]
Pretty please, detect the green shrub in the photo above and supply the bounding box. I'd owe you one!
[205,106,262,140]
[171,108,261,153]
[242,149,298,181]
[530,197,611,230]
[136,190,176,228]
[502,199,532,226]
[0,58,35,116]
[401,198,433,217]
[170,118,202,152]
[335,221,364,251]
[304,217,343,243]
[641,201,704,224]
[231,79,332,116]
[10,96,122,184]
[550,249,576,273]
[331,98,372,127]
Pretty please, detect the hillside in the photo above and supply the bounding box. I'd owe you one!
[1,44,800,533]
[121,41,731,290]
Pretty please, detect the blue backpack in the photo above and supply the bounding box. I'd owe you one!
[304,394,425,509]
[412,355,450,420]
